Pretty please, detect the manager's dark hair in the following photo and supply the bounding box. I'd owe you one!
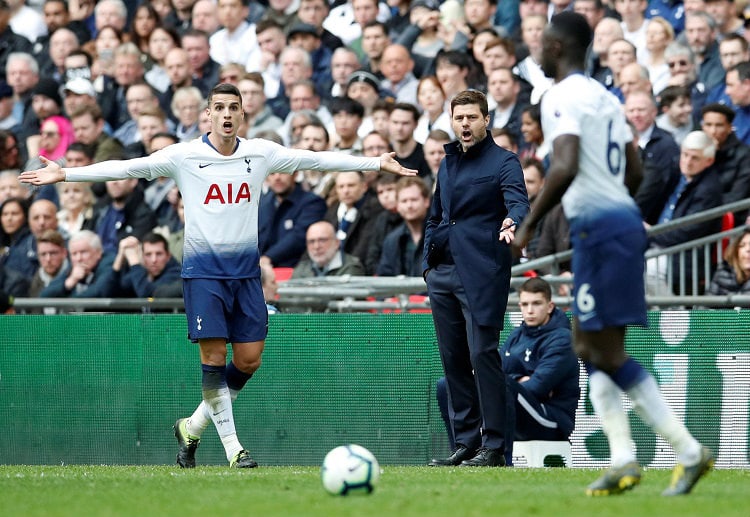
[450,90,489,117]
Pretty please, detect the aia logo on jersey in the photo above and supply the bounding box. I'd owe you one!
[203,183,251,204]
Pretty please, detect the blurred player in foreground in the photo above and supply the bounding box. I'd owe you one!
[20,83,416,469]
[513,12,713,496]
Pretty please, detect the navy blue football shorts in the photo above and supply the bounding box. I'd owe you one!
[569,207,648,332]
[184,277,268,343]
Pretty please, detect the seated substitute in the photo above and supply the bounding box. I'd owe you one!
[112,232,182,297]
[437,277,580,451]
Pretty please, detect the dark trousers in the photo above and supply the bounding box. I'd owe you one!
[437,377,567,450]
[427,263,514,452]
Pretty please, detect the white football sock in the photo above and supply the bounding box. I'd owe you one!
[187,389,240,438]
[203,385,243,462]
[626,375,702,465]
[588,370,636,467]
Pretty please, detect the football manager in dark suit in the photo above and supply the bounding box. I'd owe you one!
[424,90,529,467]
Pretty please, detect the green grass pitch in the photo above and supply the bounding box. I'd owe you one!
[1,465,748,517]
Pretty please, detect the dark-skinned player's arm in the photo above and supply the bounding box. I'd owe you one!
[513,134,579,254]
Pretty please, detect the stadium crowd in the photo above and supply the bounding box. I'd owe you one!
[2,0,750,307]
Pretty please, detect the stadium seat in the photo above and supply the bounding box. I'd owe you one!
[274,267,294,283]
[720,212,734,257]
[512,440,572,468]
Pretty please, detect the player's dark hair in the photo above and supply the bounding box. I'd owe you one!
[549,11,592,63]
[208,83,242,105]
[701,103,736,124]
[519,277,552,301]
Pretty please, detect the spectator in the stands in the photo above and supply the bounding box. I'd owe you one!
[99,42,146,131]
[112,232,182,297]
[239,72,283,138]
[647,130,723,294]
[487,67,527,146]
[70,103,124,163]
[258,168,327,268]
[377,176,430,277]
[324,170,383,266]
[365,172,401,275]
[171,86,202,142]
[0,196,35,278]
[389,102,431,180]
[292,220,365,278]
[181,29,220,94]
[112,82,159,147]
[664,42,708,125]
[191,0,220,36]
[708,228,750,295]
[92,176,157,255]
[380,43,419,105]
[40,229,117,298]
[684,10,724,92]
[700,103,750,221]
[706,34,749,105]
[56,175,95,240]
[29,229,68,298]
[644,16,674,95]
[414,76,453,145]
[724,61,750,145]
[656,85,694,145]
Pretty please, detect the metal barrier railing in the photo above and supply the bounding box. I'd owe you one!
[10,200,750,313]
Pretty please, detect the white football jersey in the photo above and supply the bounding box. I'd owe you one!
[65,135,380,279]
[541,74,637,220]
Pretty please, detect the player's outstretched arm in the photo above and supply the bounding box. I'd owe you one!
[18,157,66,185]
[379,152,418,177]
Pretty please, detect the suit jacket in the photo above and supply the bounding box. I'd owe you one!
[423,132,529,327]
[258,184,327,267]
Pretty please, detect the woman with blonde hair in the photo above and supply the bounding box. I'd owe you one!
[56,181,96,240]
[709,229,750,295]
[645,16,674,95]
